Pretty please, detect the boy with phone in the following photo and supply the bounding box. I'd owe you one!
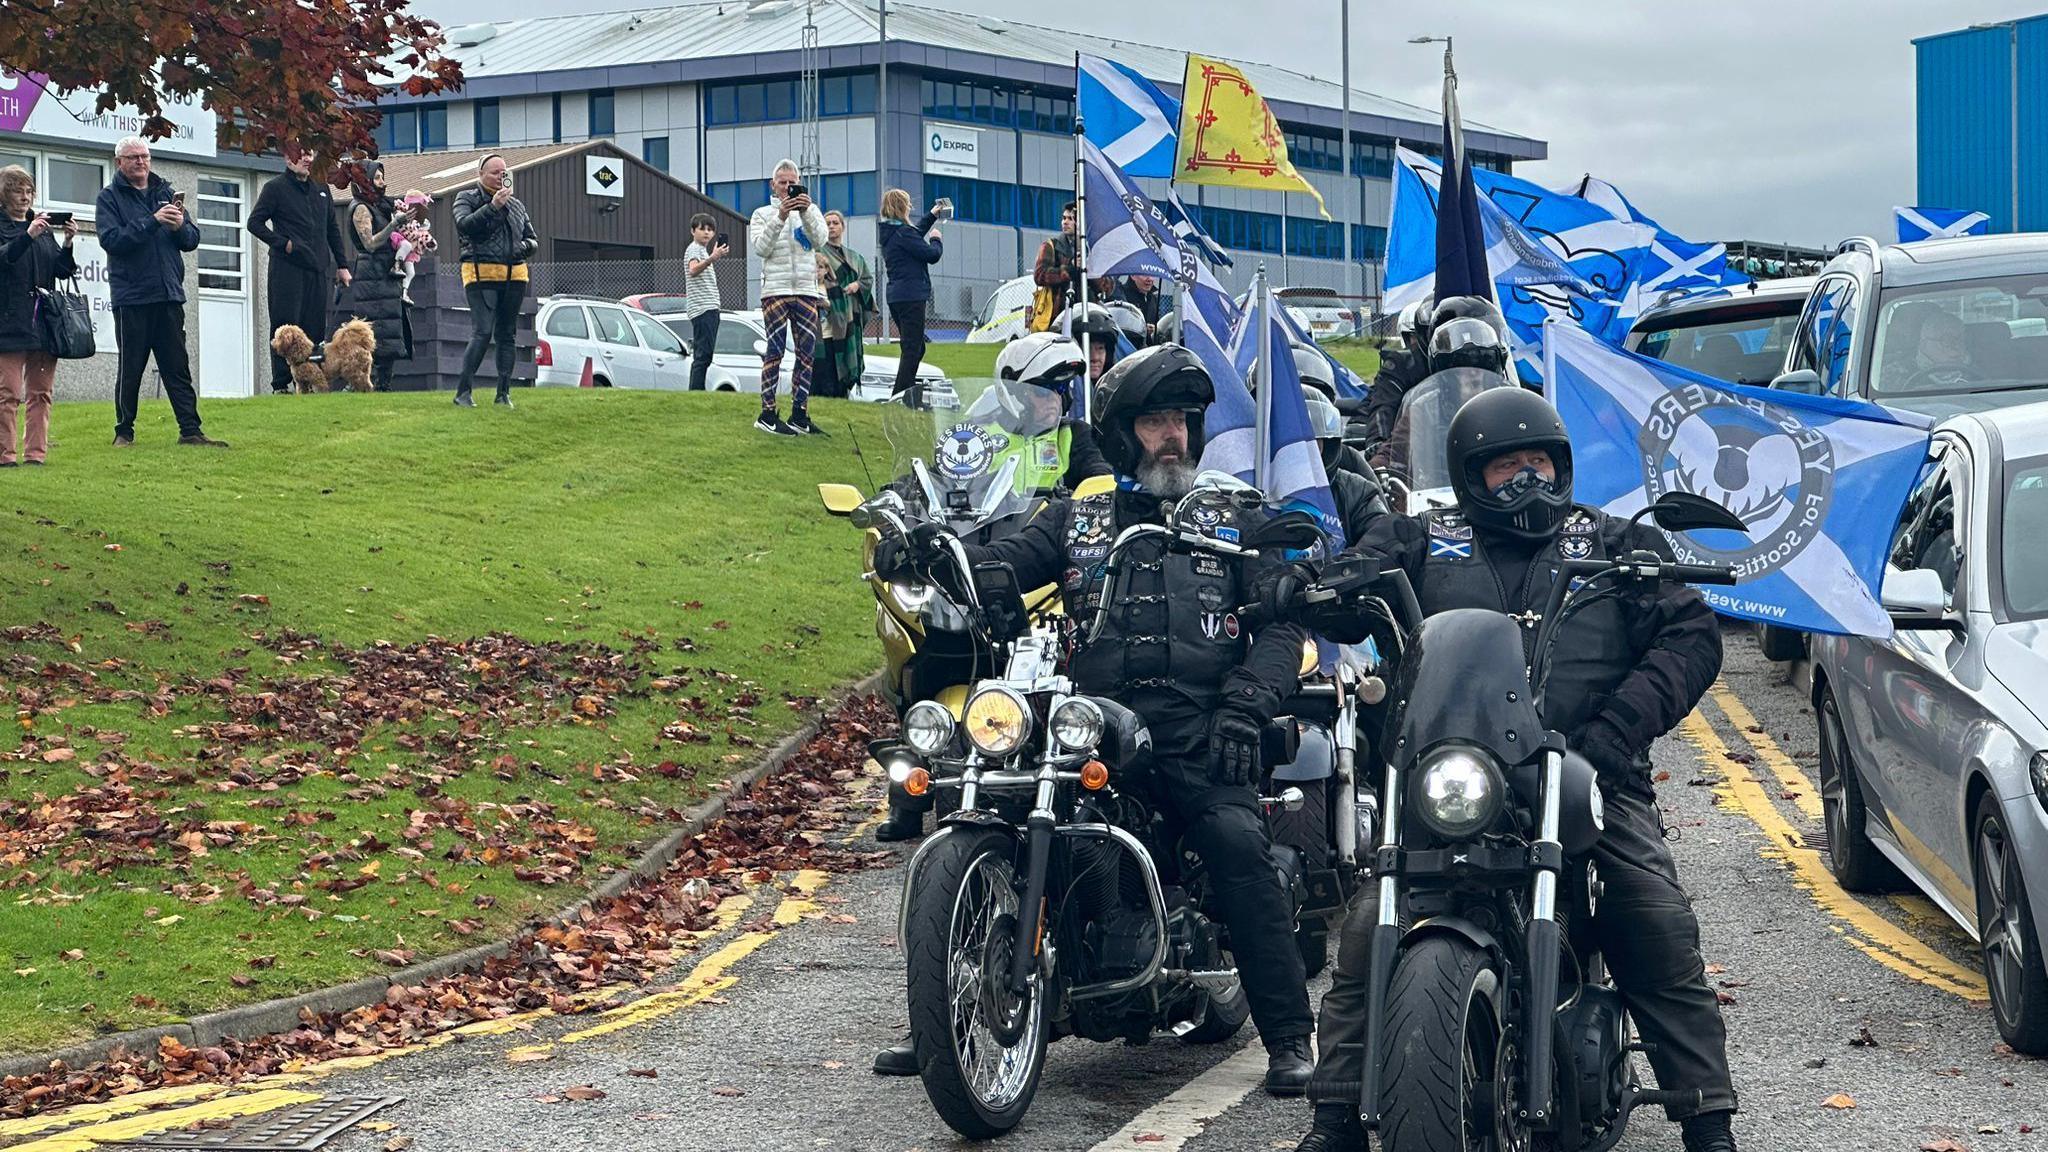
[684,213,729,391]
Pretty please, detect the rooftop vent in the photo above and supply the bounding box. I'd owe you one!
[976,15,1008,33]
[447,22,498,47]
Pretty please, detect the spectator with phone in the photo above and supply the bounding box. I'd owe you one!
[96,136,224,448]
[451,153,537,408]
[745,159,829,436]
[247,143,350,394]
[683,213,728,392]
[0,165,77,466]
[878,187,944,404]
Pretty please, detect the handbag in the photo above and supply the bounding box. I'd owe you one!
[34,277,95,360]
[1029,286,1059,334]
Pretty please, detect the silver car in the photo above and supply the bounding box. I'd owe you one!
[1810,402,2048,1054]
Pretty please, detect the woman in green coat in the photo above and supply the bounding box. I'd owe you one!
[814,210,874,399]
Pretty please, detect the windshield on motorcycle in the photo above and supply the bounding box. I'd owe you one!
[882,378,1071,531]
[1382,368,1518,512]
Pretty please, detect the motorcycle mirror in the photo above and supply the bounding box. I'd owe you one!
[1072,474,1117,499]
[1248,509,1324,553]
[1644,492,1749,535]
[818,483,866,516]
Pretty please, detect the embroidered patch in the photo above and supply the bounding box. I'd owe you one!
[937,423,1001,481]
[1193,554,1227,579]
[1071,544,1108,561]
[1560,535,1593,560]
[1223,612,1241,639]
[1064,567,1085,588]
[1197,586,1225,610]
[1430,518,1474,541]
[1429,536,1473,559]
[1200,611,1224,640]
[1190,504,1222,527]
[1562,509,1598,534]
[1213,525,1241,544]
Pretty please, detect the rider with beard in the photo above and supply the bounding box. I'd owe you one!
[1290,388,1739,1152]
[872,344,1321,1094]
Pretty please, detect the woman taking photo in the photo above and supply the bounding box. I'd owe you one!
[814,210,874,399]
[0,165,77,466]
[451,154,536,408]
[877,188,942,403]
[344,161,414,392]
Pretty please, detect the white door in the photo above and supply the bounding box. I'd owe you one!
[194,174,252,397]
[629,311,689,389]
[587,305,656,388]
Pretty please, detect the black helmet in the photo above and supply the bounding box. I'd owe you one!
[1249,344,1338,401]
[1431,295,1509,345]
[1094,344,1213,476]
[1303,392,1347,474]
[1446,387,1574,541]
[1429,317,1510,375]
[1407,293,1438,351]
[1063,302,1121,341]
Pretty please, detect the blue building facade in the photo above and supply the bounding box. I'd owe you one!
[1916,15,2048,233]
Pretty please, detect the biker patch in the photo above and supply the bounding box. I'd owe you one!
[1072,544,1107,562]
[1196,586,1224,611]
[1428,514,1473,541]
[937,423,1002,481]
[1201,611,1224,640]
[1193,554,1227,579]
[1212,525,1241,544]
[1560,534,1593,560]
[1429,534,1473,559]
[1223,612,1241,639]
[1561,509,1598,535]
[1189,504,1222,528]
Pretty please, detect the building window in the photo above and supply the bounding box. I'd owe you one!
[551,94,562,143]
[590,89,615,136]
[473,99,500,147]
[1020,91,1073,135]
[923,174,1015,226]
[921,77,1012,127]
[380,107,418,153]
[1195,204,1283,254]
[46,156,106,209]
[705,75,873,127]
[1019,185,1069,230]
[1351,140,1394,179]
[818,73,876,117]
[705,178,772,215]
[194,175,246,292]
[643,136,670,171]
[420,105,447,150]
[1351,223,1388,260]
[705,171,877,217]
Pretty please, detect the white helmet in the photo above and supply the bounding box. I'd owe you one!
[996,332,1087,407]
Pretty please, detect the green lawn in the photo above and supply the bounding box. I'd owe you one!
[0,389,890,1054]
[881,339,1380,385]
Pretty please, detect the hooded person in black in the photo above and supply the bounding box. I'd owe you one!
[248,146,350,393]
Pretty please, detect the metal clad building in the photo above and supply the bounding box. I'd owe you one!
[379,0,1544,326]
[1915,14,2048,233]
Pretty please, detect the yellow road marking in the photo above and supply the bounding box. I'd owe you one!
[1707,685,1823,822]
[5,1089,322,1152]
[1681,711,1988,1002]
[0,1085,232,1139]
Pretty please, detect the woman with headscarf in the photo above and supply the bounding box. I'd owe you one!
[813,210,873,399]
[344,161,415,391]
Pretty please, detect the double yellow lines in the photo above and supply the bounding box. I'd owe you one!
[1683,684,1988,1002]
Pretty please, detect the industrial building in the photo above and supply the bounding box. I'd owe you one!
[1915,14,2048,234]
[375,0,1546,326]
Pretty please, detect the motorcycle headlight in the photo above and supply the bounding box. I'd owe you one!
[903,700,956,756]
[1299,637,1319,678]
[964,686,1031,756]
[1412,743,1503,840]
[889,578,933,613]
[1049,697,1105,752]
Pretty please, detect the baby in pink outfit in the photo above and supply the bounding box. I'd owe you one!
[392,190,437,304]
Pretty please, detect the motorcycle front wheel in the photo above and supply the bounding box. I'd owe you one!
[904,827,1049,1138]
[1378,936,1523,1152]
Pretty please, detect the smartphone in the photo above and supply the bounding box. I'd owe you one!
[171,191,186,206]
[715,233,729,249]
[42,211,72,227]
[786,183,807,200]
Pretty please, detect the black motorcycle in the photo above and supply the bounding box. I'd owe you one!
[1276,492,1746,1152]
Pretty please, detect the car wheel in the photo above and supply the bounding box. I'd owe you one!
[1816,681,1903,893]
[1974,792,2048,1054]
[717,383,735,392]
[1758,624,1806,663]
[593,375,612,389]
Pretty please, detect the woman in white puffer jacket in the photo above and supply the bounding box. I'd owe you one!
[745,159,831,436]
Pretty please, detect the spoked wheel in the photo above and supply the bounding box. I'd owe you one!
[1974,794,2048,1054]
[903,829,1049,1138]
[1378,937,1525,1152]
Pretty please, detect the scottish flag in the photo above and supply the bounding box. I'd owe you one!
[1209,282,1344,548]
[1571,175,1748,343]
[1162,186,1233,268]
[1896,205,1991,243]
[1543,322,1932,638]
[1229,289,1366,401]
[1077,54,1179,179]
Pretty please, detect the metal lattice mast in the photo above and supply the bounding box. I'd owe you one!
[799,0,822,178]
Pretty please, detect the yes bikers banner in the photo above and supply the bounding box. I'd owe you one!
[1543,323,1932,638]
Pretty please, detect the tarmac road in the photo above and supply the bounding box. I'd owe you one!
[15,631,2047,1152]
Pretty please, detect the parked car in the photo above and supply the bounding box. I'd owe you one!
[964,274,1037,344]
[1235,286,1363,341]
[1624,275,1817,387]
[535,295,714,391]
[1808,402,2048,1054]
[712,309,955,406]
[621,292,691,318]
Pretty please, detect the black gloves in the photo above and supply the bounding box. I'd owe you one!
[873,522,952,580]
[1249,561,1317,629]
[1209,708,1266,788]
[1572,716,1640,789]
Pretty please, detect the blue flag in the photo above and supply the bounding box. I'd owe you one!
[1077,54,1179,179]
[1161,186,1233,268]
[1895,205,1991,243]
[1543,322,1932,638]
[1572,175,1748,343]
[1434,69,1490,303]
[1210,283,1344,549]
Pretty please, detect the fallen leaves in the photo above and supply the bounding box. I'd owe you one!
[1821,1093,1857,1110]
[709,1085,745,1098]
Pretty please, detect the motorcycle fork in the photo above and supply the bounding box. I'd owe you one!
[1522,740,1568,1130]
[1357,756,1402,1127]
[1007,756,1060,997]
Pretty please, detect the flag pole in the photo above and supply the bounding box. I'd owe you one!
[1073,61,1091,424]
[1340,0,1353,306]
[1254,264,1272,493]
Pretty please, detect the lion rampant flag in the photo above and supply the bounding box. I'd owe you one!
[1174,53,1329,219]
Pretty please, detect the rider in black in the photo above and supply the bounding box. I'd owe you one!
[1304,392,1388,541]
[1356,296,1433,451]
[1294,388,1739,1152]
[876,344,1322,1095]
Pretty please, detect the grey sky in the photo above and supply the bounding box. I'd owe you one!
[413,0,2024,248]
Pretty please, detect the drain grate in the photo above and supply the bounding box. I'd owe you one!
[110,1096,403,1151]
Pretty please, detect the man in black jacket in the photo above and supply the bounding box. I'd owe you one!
[248,146,351,394]
[1303,393,1387,541]
[96,137,224,448]
[872,345,1320,1095]
[1293,388,1737,1152]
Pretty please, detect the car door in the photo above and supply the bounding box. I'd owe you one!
[629,311,689,390]
[587,304,656,388]
[541,304,598,386]
[713,314,769,389]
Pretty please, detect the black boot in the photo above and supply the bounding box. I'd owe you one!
[1681,1110,1738,1152]
[1264,1034,1314,1097]
[874,805,924,843]
[1292,1104,1363,1152]
[872,1042,918,1076]
[495,385,514,408]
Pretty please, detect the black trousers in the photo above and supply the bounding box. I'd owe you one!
[1154,752,1315,1045]
[688,310,719,392]
[267,260,330,392]
[457,279,526,396]
[113,302,201,440]
[889,301,927,397]
[1306,786,1735,1120]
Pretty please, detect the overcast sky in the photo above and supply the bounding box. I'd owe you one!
[413,0,2024,248]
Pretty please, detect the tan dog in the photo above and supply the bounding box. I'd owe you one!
[270,320,378,393]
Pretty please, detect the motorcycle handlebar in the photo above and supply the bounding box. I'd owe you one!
[1556,555,1738,587]
[1666,563,1739,586]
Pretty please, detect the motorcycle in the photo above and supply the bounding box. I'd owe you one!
[1371,367,1518,515]
[1274,490,1749,1151]
[865,477,1329,1138]
[1274,641,1388,978]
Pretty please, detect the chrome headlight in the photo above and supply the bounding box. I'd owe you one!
[2031,751,2048,816]
[964,686,1031,756]
[902,700,956,756]
[1412,743,1503,840]
[888,577,933,612]
[1049,697,1105,752]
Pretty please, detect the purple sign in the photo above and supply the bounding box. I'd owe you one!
[0,71,48,135]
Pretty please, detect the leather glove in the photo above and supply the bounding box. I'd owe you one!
[1250,561,1317,629]
[1572,717,1639,786]
[1208,708,1265,789]
[873,522,951,581]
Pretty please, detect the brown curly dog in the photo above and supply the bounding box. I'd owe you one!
[269,320,378,393]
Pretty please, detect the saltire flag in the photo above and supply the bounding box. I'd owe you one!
[1231,290,1367,401]
[1209,282,1345,549]
[1543,321,1932,638]
[1434,58,1490,302]
[1174,53,1330,219]
[1570,174,1748,344]
[1077,53,1180,179]
[1161,186,1233,268]
[1895,205,1991,243]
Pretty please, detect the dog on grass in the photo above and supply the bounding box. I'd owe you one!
[270,320,377,393]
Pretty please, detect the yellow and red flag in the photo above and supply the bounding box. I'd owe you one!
[1174,53,1329,219]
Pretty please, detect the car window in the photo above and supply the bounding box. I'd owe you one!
[2001,456,2048,618]
[631,312,684,354]
[1634,311,1802,386]
[1819,280,1861,396]
[590,307,638,347]
[1890,446,1961,602]
[633,294,691,316]
[544,305,590,340]
[1868,274,2048,402]
[1789,277,1849,379]
[716,319,762,356]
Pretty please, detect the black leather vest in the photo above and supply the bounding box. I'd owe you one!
[1414,506,1635,736]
